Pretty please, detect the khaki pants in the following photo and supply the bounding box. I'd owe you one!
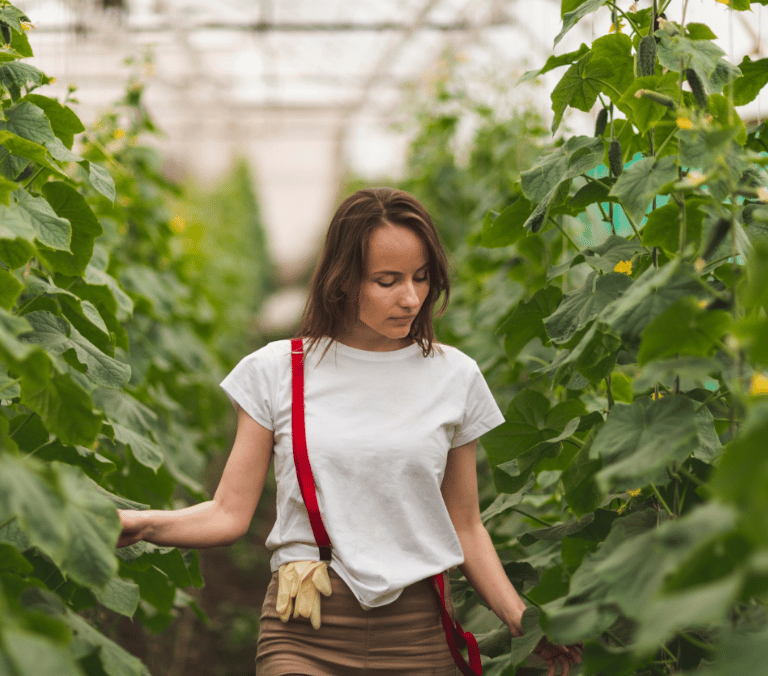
[256,567,458,676]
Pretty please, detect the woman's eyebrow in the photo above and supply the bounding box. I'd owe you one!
[373,263,429,275]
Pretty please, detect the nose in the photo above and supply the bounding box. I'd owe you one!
[399,279,421,308]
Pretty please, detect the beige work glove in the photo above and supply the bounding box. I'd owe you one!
[276,561,332,630]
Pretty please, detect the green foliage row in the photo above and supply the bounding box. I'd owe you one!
[401,1,768,674]
[0,5,274,675]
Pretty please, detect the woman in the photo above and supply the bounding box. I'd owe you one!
[118,188,581,676]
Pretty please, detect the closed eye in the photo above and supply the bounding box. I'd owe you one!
[377,276,429,288]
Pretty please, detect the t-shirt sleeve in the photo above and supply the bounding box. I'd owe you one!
[219,344,276,431]
[451,361,506,448]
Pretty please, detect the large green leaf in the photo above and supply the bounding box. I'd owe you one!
[554,0,609,46]
[480,389,551,468]
[14,189,71,252]
[57,463,119,588]
[641,196,707,255]
[0,63,44,102]
[542,503,738,644]
[590,395,701,492]
[2,100,54,144]
[633,571,743,652]
[710,401,768,546]
[638,296,731,364]
[0,6,26,32]
[498,285,563,357]
[0,454,68,563]
[727,55,768,106]
[0,201,36,246]
[590,33,634,102]
[0,268,22,309]
[82,245,134,322]
[1,627,84,676]
[111,423,163,471]
[521,135,604,203]
[22,94,84,149]
[544,320,622,385]
[544,271,632,344]
[609,155,678,225]
[574,234,645,274]
[3,337,103,447]
[601,260,702,338]
[24,276,112,352]
[92,576,140,618]
[551,56,613,133]
[481,197,532,248]
[79,160,116,204]
[617,72,681,135]
[0,131,67,180]
[39,182,102,276]
[656,31,741,94]
[517,44,590,84]
[494,441,562,494]
[693,626,768,676]
[20,311,130,389]
[66,612,145,676]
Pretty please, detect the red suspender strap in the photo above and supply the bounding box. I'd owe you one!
[290,338,332,562]
[430,572,483,675]
[289,338,482,674]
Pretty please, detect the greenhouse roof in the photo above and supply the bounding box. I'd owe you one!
[12,0,768,288]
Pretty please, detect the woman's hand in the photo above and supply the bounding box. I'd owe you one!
[116,509,148,548]
[533,636,583,676]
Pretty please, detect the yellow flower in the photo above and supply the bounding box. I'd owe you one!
[114,128,126,139]
[20,21,35,31]
[685,171,706,186]
[757,187,768,203]
[698,299,708,309]
[49,78,56,84]
[170,215,186,234]
[651,391,664,400]
[677,117,694,130]
[628,488,642,497]
[715,0,730,5]
[610,19,625,33]
[749,372,768,395]
[614,260,633,275]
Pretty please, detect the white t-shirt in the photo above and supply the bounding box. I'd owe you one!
[219,336,505,609]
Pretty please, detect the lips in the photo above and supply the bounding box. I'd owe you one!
[391,316,415,320]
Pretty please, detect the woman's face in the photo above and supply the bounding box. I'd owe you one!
[343,223,430,351]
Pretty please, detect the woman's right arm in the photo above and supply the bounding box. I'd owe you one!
[117,404,274,549]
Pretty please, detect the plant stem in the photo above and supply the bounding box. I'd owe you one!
[563,436,584,449]
[678,188,687,255]
[675,465,705,487]
[680,632,715,652]
[23,166,45,190]
[9,412,35,438]
[0,516,17,531]
[654,127,678,158]
[622,210,651,253]
[608,2,641,34]
[693,389,729,413]
[651,483,675,517]
[509,507,552,528]
[551,217,580,250]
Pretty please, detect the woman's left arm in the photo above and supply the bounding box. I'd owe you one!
[440,439,526,634]
[441,440,582,675]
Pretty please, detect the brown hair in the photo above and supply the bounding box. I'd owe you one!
[293,187,451,364]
